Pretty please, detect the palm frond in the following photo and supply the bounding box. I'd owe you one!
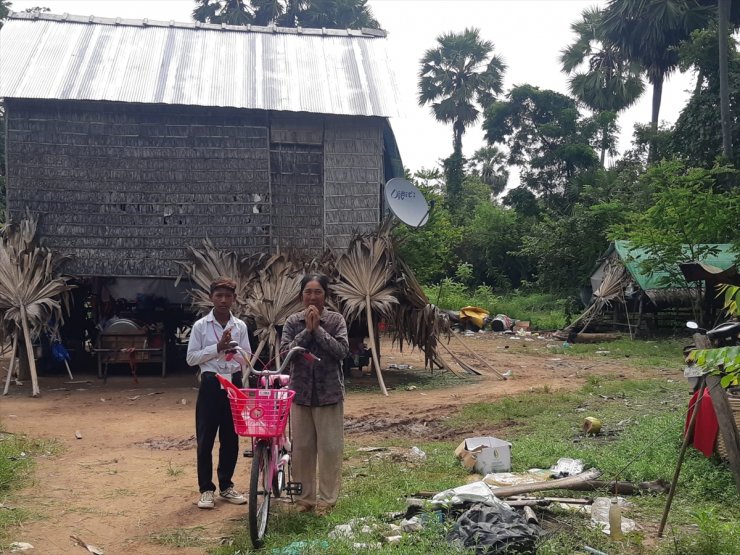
[176,239,263,319]
[0,211,73,396]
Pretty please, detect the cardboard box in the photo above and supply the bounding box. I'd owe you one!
[455,436,512,474]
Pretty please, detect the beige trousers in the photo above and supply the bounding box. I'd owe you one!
[291,402,344,508]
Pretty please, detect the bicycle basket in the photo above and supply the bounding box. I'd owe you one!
[226,388,295,438]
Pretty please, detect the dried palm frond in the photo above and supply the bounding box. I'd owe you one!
[246,253,306,366]
[333,228,398,395]
[0,212,73,396]
[383,231,451,371]
[176,239,263,319]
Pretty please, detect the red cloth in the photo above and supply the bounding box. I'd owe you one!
[685,389,719,457]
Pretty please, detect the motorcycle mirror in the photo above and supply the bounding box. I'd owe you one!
[686,321,699,330]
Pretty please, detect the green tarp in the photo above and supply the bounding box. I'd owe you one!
[612,241,737,291]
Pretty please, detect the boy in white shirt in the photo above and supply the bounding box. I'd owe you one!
[186,277,252,509]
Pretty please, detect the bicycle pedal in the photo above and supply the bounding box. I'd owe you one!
[243,449,253,458]
[286,481,302,495]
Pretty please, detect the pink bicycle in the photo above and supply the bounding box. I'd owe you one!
[216,344,317,548]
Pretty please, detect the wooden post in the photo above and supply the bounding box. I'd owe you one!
[3,332,18,395]
[658,377,706,537]
[20,305,40,397]
[706,375,740,494]
[365,299,388,396]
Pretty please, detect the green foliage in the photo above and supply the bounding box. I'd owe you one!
[441,150,465,215]
[393,177,461,285]
[672,28,740,167]
[689,285,740,387]
[657,509,740,555]
[516,184,630,293]
[456,202,526,290]
[483,85,599,208]
[612,161,740,287]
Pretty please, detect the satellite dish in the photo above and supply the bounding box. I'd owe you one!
[384,178,432,228]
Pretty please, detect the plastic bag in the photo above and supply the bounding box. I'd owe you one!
[447,503,539,554]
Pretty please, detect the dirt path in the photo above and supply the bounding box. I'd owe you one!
[0,334,668,554]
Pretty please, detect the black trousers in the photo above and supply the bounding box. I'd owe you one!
[196,372,243,493]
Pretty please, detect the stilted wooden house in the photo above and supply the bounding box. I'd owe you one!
[0,11,403,375]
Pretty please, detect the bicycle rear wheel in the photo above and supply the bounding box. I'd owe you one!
[249,441,271,548]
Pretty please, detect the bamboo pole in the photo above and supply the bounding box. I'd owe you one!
[365,299,388,396]
[64,360,74,380]
[19,305,40,397]
[450,333,507,380]
[3,332,18,395]
[658,377,706,537]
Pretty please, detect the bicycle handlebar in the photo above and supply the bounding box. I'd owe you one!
[226,342,320,375]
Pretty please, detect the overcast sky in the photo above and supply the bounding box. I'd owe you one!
[9,0,694,178]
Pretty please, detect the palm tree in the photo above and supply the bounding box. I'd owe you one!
[192,0,380,29]
[468,146,509,197]
[298,0,379,29]
[192,0,254,25]
[601,0,711,146]
[561,6,644,166]
[418,28,506,157]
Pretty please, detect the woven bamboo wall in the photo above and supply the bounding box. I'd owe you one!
[323,116,383,250]
[5,100,385,277]
[270,114,324,255]
[6,99,271,277]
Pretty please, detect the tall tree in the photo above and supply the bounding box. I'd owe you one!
[193,0,253,25]
[561,6,644,166]
[468,146,509,198]
[718,0,733,158]
[601,0,711,151]
[418,28,506,157]
[192,0,380,29]
[298,0,378,29]
[483,85,599,210]
[0,0,10,22]
[671,28,739,167]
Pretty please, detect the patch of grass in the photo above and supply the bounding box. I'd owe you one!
[151,526,209,548]
[345,366,462,393]
[0,428,59,546]
[549,337,686,369]
[214,376,739,554]
[166,460,184,477]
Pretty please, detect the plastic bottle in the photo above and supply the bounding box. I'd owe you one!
[609,498,624,540]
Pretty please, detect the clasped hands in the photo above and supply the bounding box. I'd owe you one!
[304,305,321,333]
[217,327,233,353]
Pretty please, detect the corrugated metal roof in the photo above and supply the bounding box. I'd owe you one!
[0,12,400,117]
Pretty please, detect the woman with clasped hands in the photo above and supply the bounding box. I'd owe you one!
[280,274,349,515]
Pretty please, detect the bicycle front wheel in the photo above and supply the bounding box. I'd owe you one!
[249,441,272,548]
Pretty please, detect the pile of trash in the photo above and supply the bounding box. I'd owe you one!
[270,439,663,554]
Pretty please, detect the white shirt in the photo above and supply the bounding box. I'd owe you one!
[186,310,252,377]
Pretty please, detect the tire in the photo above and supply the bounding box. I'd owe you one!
[249,441,271,548]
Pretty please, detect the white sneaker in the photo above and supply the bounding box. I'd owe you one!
[220,487,247,505]
[198,490,215,509]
